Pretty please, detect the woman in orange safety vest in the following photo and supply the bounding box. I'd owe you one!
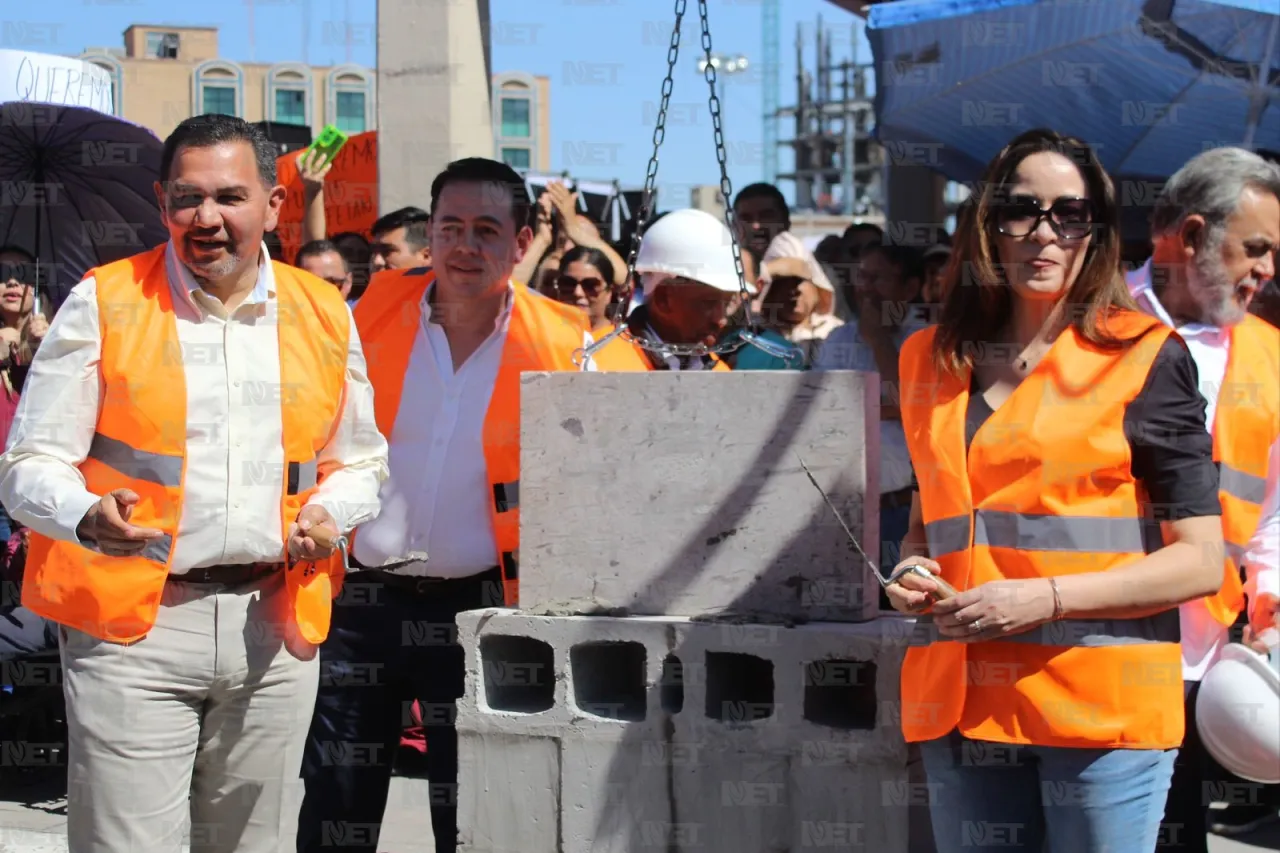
[884,129,1226,853]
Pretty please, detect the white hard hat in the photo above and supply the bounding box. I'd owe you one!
[1195,640,1280,784]
[635,208,755,294]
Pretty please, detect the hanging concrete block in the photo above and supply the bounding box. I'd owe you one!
[519,370,882,623]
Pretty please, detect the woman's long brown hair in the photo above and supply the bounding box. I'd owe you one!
[932,128,1140,374]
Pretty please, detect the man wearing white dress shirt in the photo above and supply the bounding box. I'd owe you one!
[296,157,590,853]
[1131,147,1280,852]
[0,115,389,853]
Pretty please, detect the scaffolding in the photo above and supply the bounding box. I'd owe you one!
[772,15,882,217]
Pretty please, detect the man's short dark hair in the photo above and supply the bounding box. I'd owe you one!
[843,222,884,243]
[295,239,349,271]
[429,158,533,231]
[160,114,277,187]
[733,182,790,218]
[371,206,430,251]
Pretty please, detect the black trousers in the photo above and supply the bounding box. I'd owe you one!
[296,568,505,853]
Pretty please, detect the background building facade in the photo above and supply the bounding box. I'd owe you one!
[78,23,549,172]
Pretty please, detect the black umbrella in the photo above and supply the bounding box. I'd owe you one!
[0,101,167,312]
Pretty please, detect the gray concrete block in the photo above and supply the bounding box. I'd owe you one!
[519,370,882,622]
[455,610,913,852]
[457,733,559,853]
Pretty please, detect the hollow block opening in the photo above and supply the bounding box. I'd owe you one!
[570,641,647,721]
[659,653,685,715]
[705,652,774,722]
[803,659,878,730]
[479,634,555,714]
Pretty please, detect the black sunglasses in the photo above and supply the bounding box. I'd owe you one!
[0,262,36,285]
[556,275,606,295]
[995,195,1094,240]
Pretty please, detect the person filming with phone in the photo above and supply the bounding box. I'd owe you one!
[884,129,1226,853]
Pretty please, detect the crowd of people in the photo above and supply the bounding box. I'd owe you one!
[0,112,1275,853]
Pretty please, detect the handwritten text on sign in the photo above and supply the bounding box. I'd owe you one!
[275,131,378,263]
[0,49,113,114]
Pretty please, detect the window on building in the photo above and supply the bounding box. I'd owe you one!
[501,97,531,138]
[501,147,531,170]
[335,91,366,133]
[275,89,307,125]
[145,31,179,59]
[203,85,237,116]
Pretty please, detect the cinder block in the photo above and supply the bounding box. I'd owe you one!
[457,734,559,853]
[456,610,915,852]
[519,371,881,622]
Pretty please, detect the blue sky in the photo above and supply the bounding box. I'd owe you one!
[25,0,871,207]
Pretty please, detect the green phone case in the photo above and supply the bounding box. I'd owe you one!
[305,124,349,168]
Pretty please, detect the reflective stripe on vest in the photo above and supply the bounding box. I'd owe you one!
[1203,315,1280,627]
[897,313,1187,750]
[925,511,1147,558]
[22,244,350,643]
[88,432,183,487]
[1221,463,1267,504]
[355,270,587,606]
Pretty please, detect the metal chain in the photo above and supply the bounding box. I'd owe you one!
[620,0,685,314]
[699,0,752,318]
[575,0,803,367]
[696,0,803,367]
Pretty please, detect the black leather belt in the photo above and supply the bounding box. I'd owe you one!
[168,563,279,586]
[881,486,915,511]
[359,567,500,596]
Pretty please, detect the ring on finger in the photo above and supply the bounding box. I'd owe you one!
[970,618,984,633]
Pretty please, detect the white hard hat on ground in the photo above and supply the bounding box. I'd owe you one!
[1195,639,1280,784]
[635,208,755,295]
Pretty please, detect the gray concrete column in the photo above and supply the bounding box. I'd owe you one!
[376,0,494,213]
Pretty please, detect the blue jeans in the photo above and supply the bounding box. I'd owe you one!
[920,730,1177,853]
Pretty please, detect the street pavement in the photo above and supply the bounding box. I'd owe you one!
[0,772,435,852]
[0,770,1275,852]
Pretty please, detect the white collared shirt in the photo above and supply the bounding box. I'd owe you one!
[1128,261,1280,679]
[0,241,389,573]
[352,281,595,577]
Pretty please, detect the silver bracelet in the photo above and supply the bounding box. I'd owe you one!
[1049,577,1065,621]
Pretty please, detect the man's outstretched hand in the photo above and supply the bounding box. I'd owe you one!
[76,489,166,557]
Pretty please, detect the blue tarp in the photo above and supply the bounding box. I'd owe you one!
[867,0,1280,181]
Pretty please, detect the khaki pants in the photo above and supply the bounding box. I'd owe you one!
[58,571,319,853]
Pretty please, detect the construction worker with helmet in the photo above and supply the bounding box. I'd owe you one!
[590,207,755,372]
[1129,147,1280,850]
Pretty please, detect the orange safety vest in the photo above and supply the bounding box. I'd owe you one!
[23,244,350,644]
[354,267,588,605]
[587,325,652,371]
[898,312,1187,749]
[1202,314,1280,626]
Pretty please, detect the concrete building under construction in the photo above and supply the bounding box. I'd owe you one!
[774,16,883,219]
